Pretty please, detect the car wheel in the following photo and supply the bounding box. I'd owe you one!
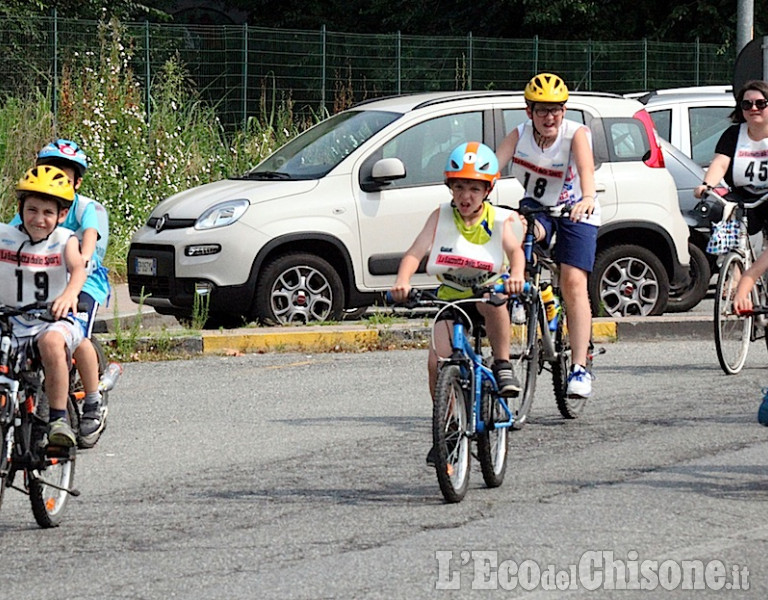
[589,244,669,317]
[342,305,370,320]
[177,314,248,329]
[256,252,344,325]
[665,243,711,313]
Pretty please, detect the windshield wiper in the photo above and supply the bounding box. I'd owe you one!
[232,171,292,180]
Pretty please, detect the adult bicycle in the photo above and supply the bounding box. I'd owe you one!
[704,189,768,374]
[513,202,599,421]
[0,302,81,528]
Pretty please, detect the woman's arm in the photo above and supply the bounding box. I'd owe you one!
[694,153,730,198]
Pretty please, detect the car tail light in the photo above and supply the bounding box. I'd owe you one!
[634,109,665,169]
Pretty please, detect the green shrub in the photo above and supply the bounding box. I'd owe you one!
[0,17,318,280]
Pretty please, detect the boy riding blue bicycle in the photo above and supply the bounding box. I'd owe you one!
[389,142,526,463]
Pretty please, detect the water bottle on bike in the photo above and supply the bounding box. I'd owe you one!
[541,284,560,331]
[98,362,123,392]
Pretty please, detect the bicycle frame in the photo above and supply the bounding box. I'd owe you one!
[519,204,565,366]
[445,314,513,434]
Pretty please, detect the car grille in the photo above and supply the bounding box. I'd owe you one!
[147,216,196,231]
[127,244,175,299]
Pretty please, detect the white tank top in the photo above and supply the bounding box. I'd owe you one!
[732,123,768,195]
[0,224,73,335]
[426,203,509,291]
[511,120,600,225]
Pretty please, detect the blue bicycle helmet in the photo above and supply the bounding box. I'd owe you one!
[444,141,499,191]
[36,139,89,179]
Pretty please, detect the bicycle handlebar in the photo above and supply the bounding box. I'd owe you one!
[517,202,571,219]
[385,279,532,309]
[702,187,768,211]
[0,301,88,323]
[735,306,768,316]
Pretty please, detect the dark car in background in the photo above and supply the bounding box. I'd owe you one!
[661,139,713,312]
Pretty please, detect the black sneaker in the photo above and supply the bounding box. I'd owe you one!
[492,360,521,397]
[79,404,108,449]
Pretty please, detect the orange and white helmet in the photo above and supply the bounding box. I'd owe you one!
[444,142,500,191]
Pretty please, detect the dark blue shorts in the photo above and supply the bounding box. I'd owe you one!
[73,292,99,338]
[521,199,598,273]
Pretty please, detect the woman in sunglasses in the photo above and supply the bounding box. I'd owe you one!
[695,80,768,235]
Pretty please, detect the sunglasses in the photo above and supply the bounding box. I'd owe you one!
[740,99,768,111]
[533,106,564,117]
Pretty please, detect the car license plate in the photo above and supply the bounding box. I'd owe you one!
[134,257,157,276]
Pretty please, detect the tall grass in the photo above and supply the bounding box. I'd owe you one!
[0,92,56,222]
[0,18,317,279]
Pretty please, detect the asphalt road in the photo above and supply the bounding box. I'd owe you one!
[1,338,768,598]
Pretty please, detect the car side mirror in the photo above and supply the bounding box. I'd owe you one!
[360,158,406,192]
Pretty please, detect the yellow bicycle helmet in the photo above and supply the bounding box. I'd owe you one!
[524,73,569,104]
[16,165,75,208]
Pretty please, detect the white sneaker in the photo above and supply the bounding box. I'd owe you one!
[566,364,593,398]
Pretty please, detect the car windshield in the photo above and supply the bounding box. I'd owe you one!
[237,110,400,180]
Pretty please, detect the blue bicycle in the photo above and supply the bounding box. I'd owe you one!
[393,284,516,503]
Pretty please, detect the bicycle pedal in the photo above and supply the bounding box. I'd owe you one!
[46,445,76,460]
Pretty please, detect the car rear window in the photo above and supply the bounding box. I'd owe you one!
[689,106,732,167]
[649,109,672,141]
[603,118,652,162]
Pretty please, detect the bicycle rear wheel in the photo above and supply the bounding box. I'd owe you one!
[29,397,77,528]
[476,385,508,488]
[432,364,470,503]
[714,253,751,375]
[508,298,539,429]
[553,308,587,418]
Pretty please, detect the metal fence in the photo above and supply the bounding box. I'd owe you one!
[0,15,735,130]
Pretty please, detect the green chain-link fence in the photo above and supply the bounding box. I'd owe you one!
[0,15,735,130]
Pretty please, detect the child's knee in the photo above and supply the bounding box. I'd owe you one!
[37,330,67,358]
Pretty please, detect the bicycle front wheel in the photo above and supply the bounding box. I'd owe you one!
[29,398,78,528]
[477,385,508,488]
[432,364,471,503]
[714,253,752,375]
[508,299,539,429]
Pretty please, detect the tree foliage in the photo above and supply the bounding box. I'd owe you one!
[0,0,169,21]
[6,1,762,48]
[200,0,762,48]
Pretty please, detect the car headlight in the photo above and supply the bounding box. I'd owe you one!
[194,199,249,230]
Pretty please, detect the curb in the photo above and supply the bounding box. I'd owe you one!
[94,310,714,356]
